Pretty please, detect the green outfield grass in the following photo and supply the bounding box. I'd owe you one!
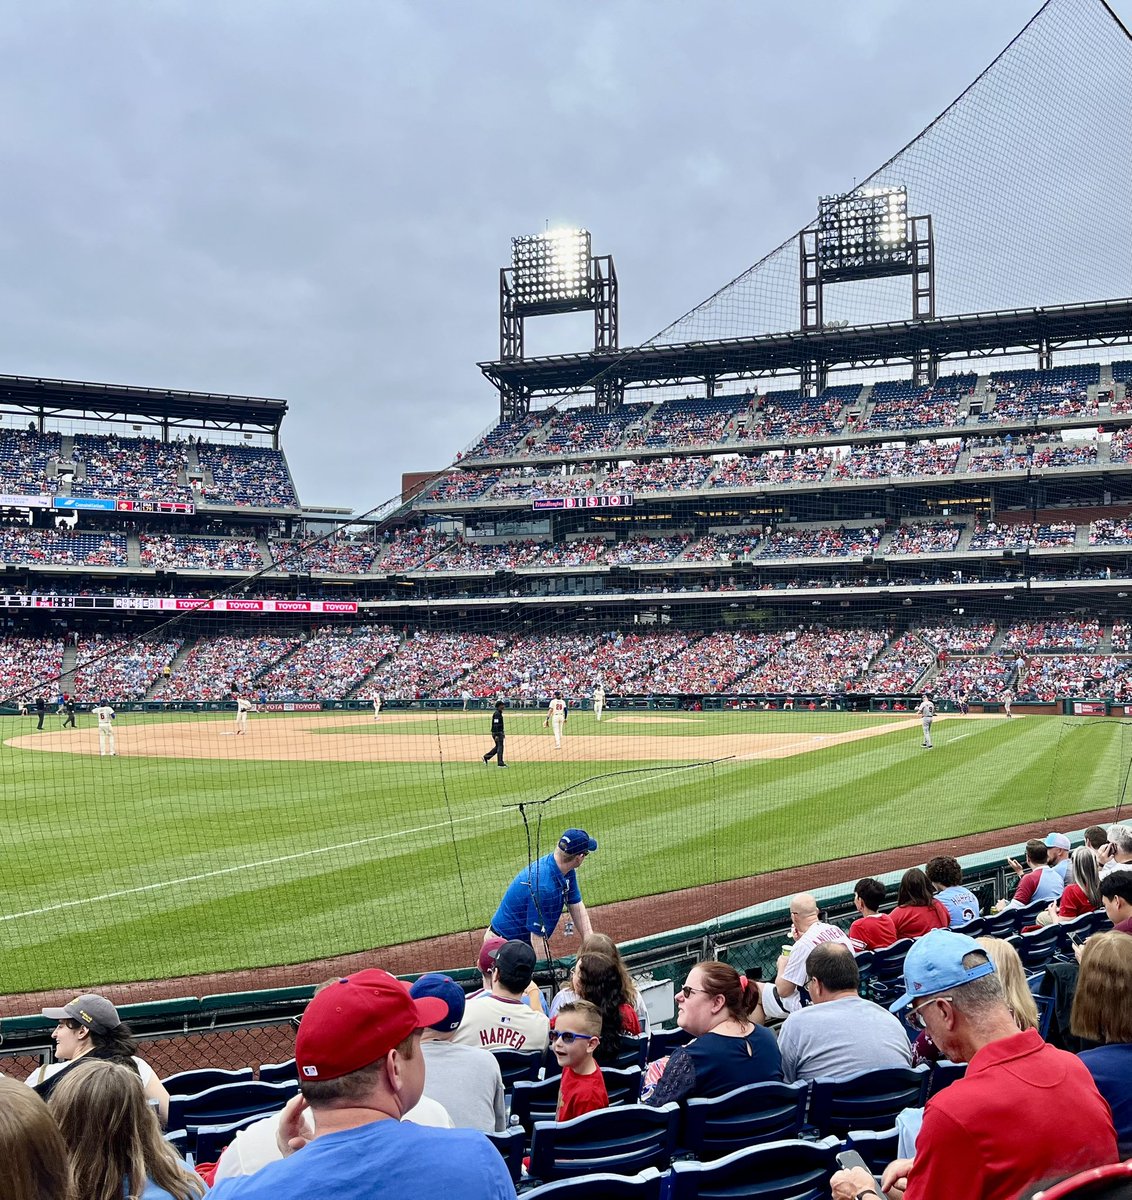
[0,709,1123,992]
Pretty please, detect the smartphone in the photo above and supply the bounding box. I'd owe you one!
[1069,931,1088,946]
[836,1149,872,1174]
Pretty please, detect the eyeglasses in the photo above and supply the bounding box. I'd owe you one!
[552,1030,597,1044]
[679,985,711,1000]
[907,996,953,1029]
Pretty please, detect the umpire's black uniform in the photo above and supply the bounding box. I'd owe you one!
[63,698,77,728]
[35,696,46,730]
[483,702,507,767]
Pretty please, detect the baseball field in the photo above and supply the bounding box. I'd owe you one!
[1,707,1124,994]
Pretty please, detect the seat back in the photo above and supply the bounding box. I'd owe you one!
[843,1126,898,1176]
[258,1058,297,1084]
[161,1067,253,1096]
[648,1026,692,1062]
[806,1064,929,1137]
[1055,910,1106,956]
[491,1048,543,1092]
[192,1111,270,1164]
[527,1102,680,1182]
[863,940,914,1002]
[485,1127,525,1185]
[953,915,985,937]
[1035,992,1055,1040]
[925,1060,967,1099]
[166,1079,299,1144]
[682,1080,809,1161]
[666,1136,840,1200]
[1011,897,1053,930]
[1009,926,1060,972]
[982,909,1020,939]
[520,1167,664,1200]
[513,1067,643,1135]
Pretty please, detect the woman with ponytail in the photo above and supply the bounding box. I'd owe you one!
[645,960,781,1107]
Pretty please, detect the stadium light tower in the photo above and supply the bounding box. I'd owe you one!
[499,228,620,418]
[799,185,935,391]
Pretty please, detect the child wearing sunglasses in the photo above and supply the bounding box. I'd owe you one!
[552,1000,608,1122]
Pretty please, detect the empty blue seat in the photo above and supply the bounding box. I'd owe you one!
[258,1059,297,1084]
[1055,910,1107,955]
[925,1060,967,1099]
[806,1065,929,1137]
[527,1102,680,1183]
[192,1111,269,1164]
[520,1167,664,1199]
[981,909,1020,939]
[861,939,914,1003]
[1009,926,1060,972]
[491,1048,543,1092]
[681,1080,809,1160]
[665,1136,841,1200]
[166,1080,299,1148]
[162,1067,253,1096]
[649,1026,693,1062]
[485,1126,525,1185]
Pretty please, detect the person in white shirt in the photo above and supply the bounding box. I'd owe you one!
[234,694,253,735]
[915,695,935,749]
[757,893,853,1022]
[451,941,550,1053]
[592,683,605,722]
[545,691,568,750]
[92,701,116,757]
[372,694,382,722]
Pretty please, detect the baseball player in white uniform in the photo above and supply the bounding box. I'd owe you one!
[1002,689,1013,718]
[93,701,116,757]
[235,695,253,734]
[915,694,935,749]
[592,683,605,722]
[545,691,568,749]
[372,693,383,721]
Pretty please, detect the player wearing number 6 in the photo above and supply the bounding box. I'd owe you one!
[545,691,568,749]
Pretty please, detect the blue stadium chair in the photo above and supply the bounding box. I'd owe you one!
[1055,910,1108,956]
[806,1064,929,1137]
[166,1080,299,1148]
[1009,898,1052,931]
[161,1067,253,1096]
[485,1127,525,1186]
[1035,993,1055,1041]
[192,1111,270,1164]
[258,1059,298,1084]
[511,1067,643,1136]
[843,1126,899,1176]
[680,1080,809,1161]
[952,916,985,937]
[527,1102,680,1183]
[491,1048,543,1093]
[665,1136,841,1200]
[1008,926,1060,972]
[649,1026,692,1062]
[520,1167,664,1200]
[861,939,914,1003]
[981,909,1020,939]
[925,1060,967,1099]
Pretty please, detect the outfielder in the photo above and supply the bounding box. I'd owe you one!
[372,693,383,721]
[592,682,605,722]
[92,700,116,757]
[545,691,568,749]
[915,694,935,749]
[1002,689,1013,718]
[234,694,253,735]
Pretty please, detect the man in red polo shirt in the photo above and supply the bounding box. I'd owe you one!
[831,929,1117,1200]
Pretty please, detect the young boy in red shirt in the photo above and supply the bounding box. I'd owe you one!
[553,1000,608,1121]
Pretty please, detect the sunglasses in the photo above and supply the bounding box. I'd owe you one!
[679,985,711,1000]
[907,996,952,1030]
[552,1030,597,1044]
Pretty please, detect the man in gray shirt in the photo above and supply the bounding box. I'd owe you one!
[410,973,507,1132]
[776,944,913,1084]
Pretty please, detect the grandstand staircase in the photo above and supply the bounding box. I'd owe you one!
[345,644,401,699]
[59,642,78,692]
[257,534,275,569]
[126,533,142,568]
[986,627,1011,654]
[145,638,198,699]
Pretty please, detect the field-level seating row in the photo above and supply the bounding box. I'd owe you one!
[459,364,1129,462]
[7,621,1132,703]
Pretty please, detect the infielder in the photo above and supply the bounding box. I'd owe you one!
[1002,689,1013,718]
[92,700,116,757]
[234,694,253,734]
[372,693,383,721]
[592,682,605,722]
[545,691,568,749]
[915,694,935,749]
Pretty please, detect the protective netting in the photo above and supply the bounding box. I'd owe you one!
[649,0,1132,347]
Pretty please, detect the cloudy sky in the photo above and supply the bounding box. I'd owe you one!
[0,0,1127,514]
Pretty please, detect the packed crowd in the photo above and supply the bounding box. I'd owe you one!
[256,626,400,700]
[356,631,502,701]
[424,539,546,573]
[931,655,1013,701]
[604,534,691,566]
[682,530,763,562]
[71,434,192,502]
[373,528,452,572]
[0,429,63,493]
[741,627,887,693]
[886,522,962,554]
[72,635,184,702]
[0,525,129,567]
[197,445,298,509]
[984,365,1100,422]
[139,535,264,572]
[0,635,64,700]
[916,620,998,654]
[151,633,301,700]
[644,630,789,693]
[268,537,379,574]
[624,396,741,449]
[758,525,881,559]
[830,443,960,481]
[1089,518,1132,546]
[710,450,832,489]
[862,377,972,431]
[846,632,935,694]
[741,389,848,440]
[1002,619,1104,652]
[1016,654,1132,702]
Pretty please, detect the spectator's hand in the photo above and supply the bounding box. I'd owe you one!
[1074,938,1086,963]
[1006,856,1023,876]
[830,1165,877,1199]
[276,1093,313,1156]
[1098,842,1115,865]
[881,1157,914,1196]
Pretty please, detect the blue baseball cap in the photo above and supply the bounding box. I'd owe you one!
[409,973,466,1032]
[559,828,598,855]
[888,929,996,1013]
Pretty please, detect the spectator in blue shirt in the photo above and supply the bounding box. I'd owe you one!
[926,855,981,928]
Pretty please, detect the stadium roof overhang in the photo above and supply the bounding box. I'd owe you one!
[478,297,1132,396]
[0,375,288,433]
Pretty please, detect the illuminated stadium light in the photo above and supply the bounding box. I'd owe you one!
[511,228,592,306]
[817,185,911,278]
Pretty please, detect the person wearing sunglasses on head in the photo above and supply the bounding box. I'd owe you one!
[644,961,780,1108]
[831,929,1118,1200]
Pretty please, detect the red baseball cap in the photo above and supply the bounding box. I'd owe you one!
[295,969,447,1081]
[479,936,508,975]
